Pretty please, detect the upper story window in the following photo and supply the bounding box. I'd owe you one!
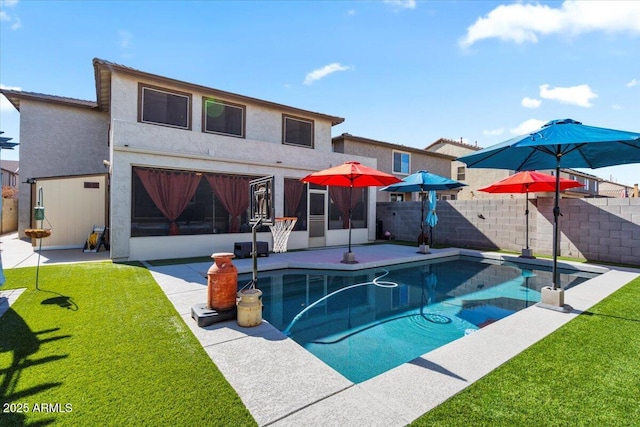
[392,151,410,174]
[139,85,191,129]
[203,99,245,137]
[457,166,466,181]
[283,115,314,148]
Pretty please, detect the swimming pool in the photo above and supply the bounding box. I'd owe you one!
[238,255,597,383]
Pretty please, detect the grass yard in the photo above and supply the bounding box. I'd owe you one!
[411,276,640,426]
[1,263,256,426]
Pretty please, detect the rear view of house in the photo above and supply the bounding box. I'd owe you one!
[2,58,381,261]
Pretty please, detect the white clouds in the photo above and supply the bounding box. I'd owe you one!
[539,83,597,107]
[383,0,416,10]
[627,79,639,87]
[510,119,547,135]
[0,0,20,30]
[483,128,504,136]
[0,84,21,112]
[460,1,640,48]
[118,30,133,49]
[521,97,541,109]
[303,63,351,85]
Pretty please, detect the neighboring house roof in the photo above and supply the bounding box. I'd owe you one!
[560,168,600,180]
[92,58,345,126]
[424,137,481,153]
[0,160,19,174]
[0,89,97,111]
[333,133,456,161]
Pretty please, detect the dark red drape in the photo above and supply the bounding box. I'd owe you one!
[135,168,202,235]
[284,179,305,217]
[329,186,363,229]
[205,174,251,232]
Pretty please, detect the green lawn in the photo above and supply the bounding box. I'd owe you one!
[1,262,256,426]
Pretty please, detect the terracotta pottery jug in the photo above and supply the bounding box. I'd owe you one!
[207,252,238,311]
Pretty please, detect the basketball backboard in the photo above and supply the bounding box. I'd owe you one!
[249,176,274,225]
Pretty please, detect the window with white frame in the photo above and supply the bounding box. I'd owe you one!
[392,151,410,174]
[139,85,191,129]
[203,99,245,137]
[457,166,466,181]
[283,115,314,148]
[390,193,404,202]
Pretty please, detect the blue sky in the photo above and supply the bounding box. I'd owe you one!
[1,0,639,185]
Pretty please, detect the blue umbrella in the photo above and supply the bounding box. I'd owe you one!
[425,190,438,227]
[458,119,640,290]
[380,171,466,249]
[425,190,437,244]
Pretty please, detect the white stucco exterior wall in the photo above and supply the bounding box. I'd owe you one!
[17,100,109,237]
[107,72,374,261]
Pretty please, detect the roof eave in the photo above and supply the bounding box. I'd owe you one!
[0,89,97,111]
[92,58,345,125]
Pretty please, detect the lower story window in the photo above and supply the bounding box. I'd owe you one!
[284,178,308,231]
[328,187,368,230]
[131,167,260,237]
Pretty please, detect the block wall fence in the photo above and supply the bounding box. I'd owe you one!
[376,198,640,266]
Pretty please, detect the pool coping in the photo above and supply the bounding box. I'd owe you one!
[146,245,639,426]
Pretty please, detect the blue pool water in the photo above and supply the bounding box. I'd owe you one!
[238,256,596,383]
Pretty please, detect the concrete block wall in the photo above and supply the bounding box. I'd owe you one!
[377,197,640,266]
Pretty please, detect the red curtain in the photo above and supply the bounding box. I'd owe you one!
[284,179,305,217]
[135,168,202,235]
[205,174,250,232]
[329,186,363,229]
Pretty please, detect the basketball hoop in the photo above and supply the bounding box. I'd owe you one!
[269,217,297,253]
[249,176,275,226]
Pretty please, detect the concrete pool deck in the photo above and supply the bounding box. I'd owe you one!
[2,233,639,426]
[144,244,639,426]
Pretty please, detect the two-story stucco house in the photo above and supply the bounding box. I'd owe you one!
[1,58,379,261]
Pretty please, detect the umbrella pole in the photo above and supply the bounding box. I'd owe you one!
[525,188,529,251]
[552,163,560,290]
[348,185,353,254]
[421,192,425,239]
[520,186,534,258]
[342,184,356,264]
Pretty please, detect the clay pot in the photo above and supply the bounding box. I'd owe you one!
[207,252,238,311]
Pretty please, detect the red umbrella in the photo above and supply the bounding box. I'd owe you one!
[479,171,582,257]
[478,170,583,194]
[301,161,401,261]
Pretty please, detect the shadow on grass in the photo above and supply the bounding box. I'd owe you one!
[580,310,640,323]
[35,283,79,311]
[0,307,69,426]
[40,294,78,311]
